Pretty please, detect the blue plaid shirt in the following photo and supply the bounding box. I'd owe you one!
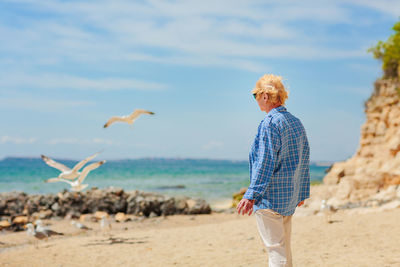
[244,106,310,216]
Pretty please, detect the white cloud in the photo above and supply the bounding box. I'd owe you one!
[0,96,94,110]
[345,0,400,18]
[202,141,223,150]
[47,138,116,146]
[0,136,37,144]
[0,0,380,75]
[0,136,117,146]
[0,73,167,91]
[124,53,270,72]
[91,138,115,146]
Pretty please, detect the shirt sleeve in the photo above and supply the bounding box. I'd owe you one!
[244,121,281,202]
[299,135,311,200]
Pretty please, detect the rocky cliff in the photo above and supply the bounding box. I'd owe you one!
[323,78,400,206]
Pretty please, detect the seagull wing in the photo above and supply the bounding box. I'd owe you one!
[128,109,155,120]
[71,151,102,172]
[104,116,127,128]
[44,229,63,236]
[41,155,70,172]
[76,222,91,230]
[45,177,63,183]
[35,231,48,239]
[45,177,74,185]
[77,160,106,184]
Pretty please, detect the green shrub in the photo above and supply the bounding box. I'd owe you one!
[368,21,400,78]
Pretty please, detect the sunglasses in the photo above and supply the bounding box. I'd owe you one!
[252,93,257,99]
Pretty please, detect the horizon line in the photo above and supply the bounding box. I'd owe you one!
[0,155,336,165]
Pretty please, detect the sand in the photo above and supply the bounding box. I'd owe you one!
[1,208,400,267]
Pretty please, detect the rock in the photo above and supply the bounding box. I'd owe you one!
[115,212,127,222]
[31,209,53,220]
[79,214,94,222]
[175,198,187,211]
[51,202,60,211]
[124,214,137,221]
[371,185,398,202]
[148,212,158,218]
[323,79,400,205]
[0,187,213,226]
[12,216,28,225]
[377,200,400,211]
[186,199,196,210]
[0,220,11,229]
[326,197,344,208]
[186,199,211,214]
[335,178,354,200]
[64,211,81,220]
[323,162,347,185]
[94,211,109,221]
[160,197,176,215]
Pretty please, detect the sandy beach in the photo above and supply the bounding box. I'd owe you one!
[1,207,399,267]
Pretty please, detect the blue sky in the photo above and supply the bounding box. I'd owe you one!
[0,0,399,162]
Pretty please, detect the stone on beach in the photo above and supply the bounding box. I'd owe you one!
[0,220,11,229]
[0,187,212,232]
[12,216,28,225]
[94,211,109,221]
[31,209,53,220]
[79,214,94,222]
[115,212,127,222]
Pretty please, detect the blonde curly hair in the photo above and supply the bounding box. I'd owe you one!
[252,74,289,105]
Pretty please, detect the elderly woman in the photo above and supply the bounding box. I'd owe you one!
[237,74,310,267]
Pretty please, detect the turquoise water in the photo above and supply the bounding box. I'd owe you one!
[0,157,329,204]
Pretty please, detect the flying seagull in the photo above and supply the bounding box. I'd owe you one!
[45,160,106,192]
[41,151,101,180]
[103,109,155,128]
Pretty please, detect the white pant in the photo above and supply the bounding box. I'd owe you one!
[255,209,293,267]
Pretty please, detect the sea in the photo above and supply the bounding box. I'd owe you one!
[0,157,330,206]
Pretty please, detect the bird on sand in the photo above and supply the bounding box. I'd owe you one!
[100,215,112,231]
[26,223,48,240]
[103,109,155,128]
[26,223,48,248]
[35,220,64,237]
[320,200,337,223]
[71,220,92,230]
[45,160,106,192]
[320,200,336,213]
[41,151,102,180]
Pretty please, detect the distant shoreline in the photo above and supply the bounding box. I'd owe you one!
[0,156,335,166]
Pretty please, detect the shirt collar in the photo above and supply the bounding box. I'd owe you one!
[267,105,286,117]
